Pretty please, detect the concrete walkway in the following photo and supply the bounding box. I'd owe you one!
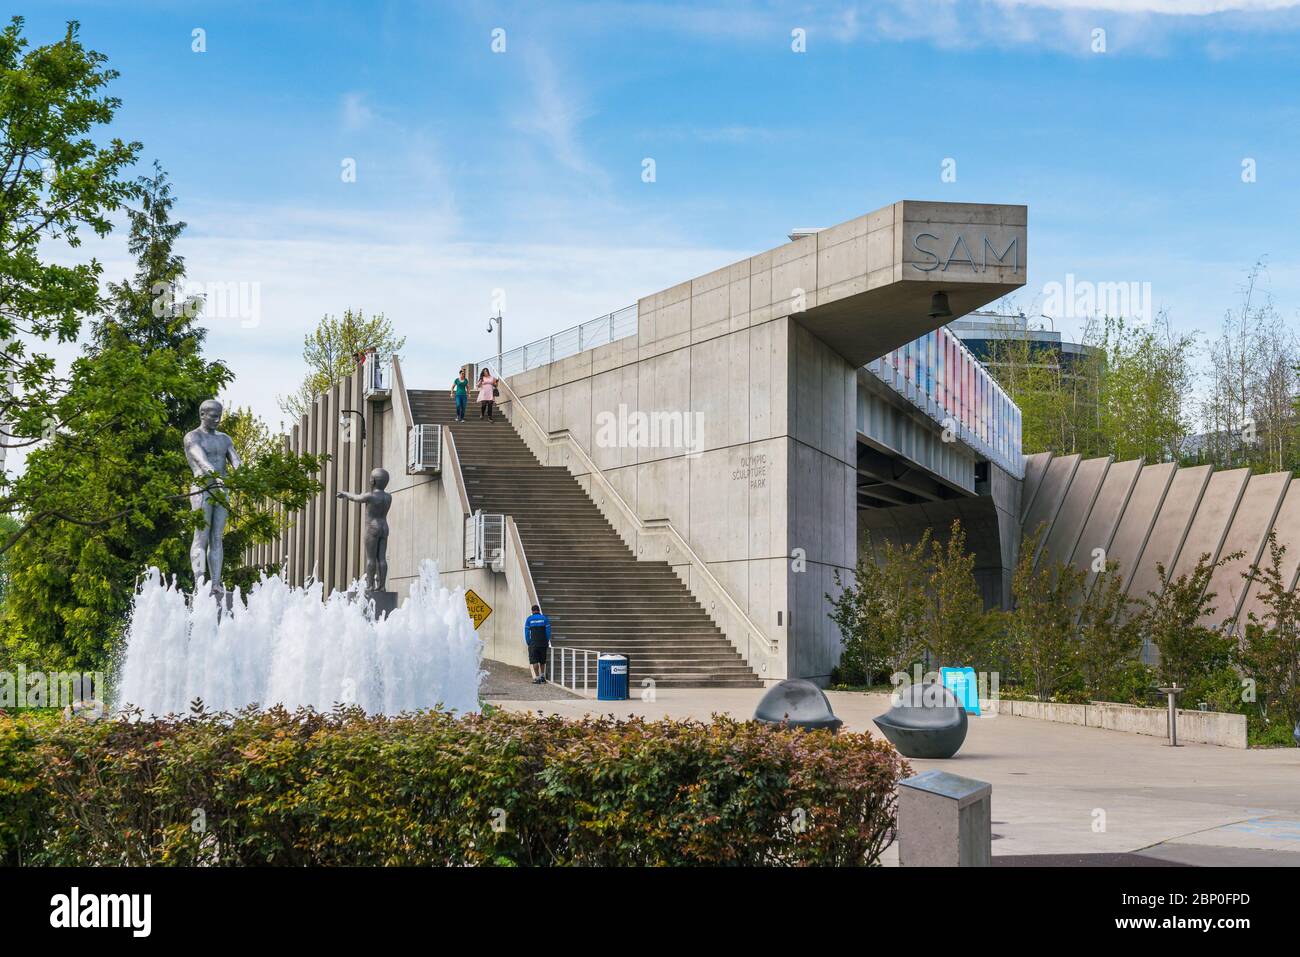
[493,687,1300,864]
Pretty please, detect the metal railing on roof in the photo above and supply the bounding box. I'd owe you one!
[477,304,637,377]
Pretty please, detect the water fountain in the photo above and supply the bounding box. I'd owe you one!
[115,559,484,717]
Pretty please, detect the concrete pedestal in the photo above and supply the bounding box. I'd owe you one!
[366,590,398,619]
[897,770,992,867]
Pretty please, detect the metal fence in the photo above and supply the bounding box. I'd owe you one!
[547,645,602,694]
[478,304,637,377]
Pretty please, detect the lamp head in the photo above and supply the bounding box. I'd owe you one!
[928,291,953,320]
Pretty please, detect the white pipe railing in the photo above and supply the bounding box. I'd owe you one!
[547,645,600,695]
[495,376,780,671]
[477,304,637,377]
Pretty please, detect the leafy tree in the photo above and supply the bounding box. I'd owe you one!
[1075,561,1142,701]
[0,16,140,497]
[982,318,1105,458]
[1007,529,1088,701]
[217,404,297,590]
[923,519,998,670]
[1138,550,1241,696]
[279,309,405,419]
[1094,313,1195,464]
[827,532,929,685]
[1237,532,1300,736]
[0,170,322,671]
[983,312,1194,463]
[1197,264,1298,473]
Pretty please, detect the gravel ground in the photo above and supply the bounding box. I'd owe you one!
[479,658,579,701]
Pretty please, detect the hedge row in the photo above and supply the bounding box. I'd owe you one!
[0,706,908,866]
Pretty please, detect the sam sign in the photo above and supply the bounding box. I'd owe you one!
[464,589,492,630]
[940,666,980,716]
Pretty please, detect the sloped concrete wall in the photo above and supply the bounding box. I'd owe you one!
[1025,454,1295,636]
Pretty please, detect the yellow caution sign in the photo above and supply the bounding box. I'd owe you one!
[464,589,493,629]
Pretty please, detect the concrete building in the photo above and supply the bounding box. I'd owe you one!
[253,200,1299,687]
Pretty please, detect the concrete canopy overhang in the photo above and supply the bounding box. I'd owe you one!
[790,200,1027,367]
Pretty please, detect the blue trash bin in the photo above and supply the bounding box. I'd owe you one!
[597,654,629,701]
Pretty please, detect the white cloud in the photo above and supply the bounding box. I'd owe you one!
[514,47,606,182]
[340,92,373,132]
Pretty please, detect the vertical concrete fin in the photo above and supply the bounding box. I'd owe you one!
[1022,452,1080,564]
[1236,476,1300,632]
[1040,455,1111,571]
[1107,461,1176,595]
[324,382,340,592]
[1168,467,1251,586]
[1070,457,1143,592]
[1128,464,1212,608]
[1204,471,1290,628]
[307,401,322,586]
[1018,451,1054,524]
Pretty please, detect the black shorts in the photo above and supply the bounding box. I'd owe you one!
[528,640,549,665]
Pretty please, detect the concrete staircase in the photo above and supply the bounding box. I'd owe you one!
[408,390,762,688]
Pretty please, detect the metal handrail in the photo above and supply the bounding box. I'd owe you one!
[547,645,601,694]
[496,376,779,663]
[477,304,637,376]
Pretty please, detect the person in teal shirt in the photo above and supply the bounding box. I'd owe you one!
[451,369,469,421]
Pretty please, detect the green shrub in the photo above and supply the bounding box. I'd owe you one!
[0,705,908,866]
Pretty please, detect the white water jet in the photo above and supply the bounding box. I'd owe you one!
[115,559,483,717]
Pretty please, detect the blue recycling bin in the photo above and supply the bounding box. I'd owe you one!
[597,654,629,701]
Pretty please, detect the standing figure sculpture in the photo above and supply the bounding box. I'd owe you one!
[337,468,392,592]
[184,399,241,590]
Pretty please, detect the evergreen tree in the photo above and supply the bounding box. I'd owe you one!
[1,168,321,670]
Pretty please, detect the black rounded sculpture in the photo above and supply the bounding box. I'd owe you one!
[873,682,968,758]
[753,679,843,732]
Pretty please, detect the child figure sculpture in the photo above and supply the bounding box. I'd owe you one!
[336,468,393,592]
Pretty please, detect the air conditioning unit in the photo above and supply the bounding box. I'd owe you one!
[408,423,441,474]
[465,511,505,570]
[364,352,392,399]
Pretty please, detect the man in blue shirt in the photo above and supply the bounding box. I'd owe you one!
[524,604,551,684]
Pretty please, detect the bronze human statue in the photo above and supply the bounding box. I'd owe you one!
[337,467,392,592]
[184,399,241,590]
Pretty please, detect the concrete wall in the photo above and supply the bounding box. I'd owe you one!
[997,698,1248,749]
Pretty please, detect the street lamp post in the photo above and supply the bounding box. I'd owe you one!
[487,311,503,375]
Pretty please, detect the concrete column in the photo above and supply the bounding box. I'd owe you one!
[898,770,992,867]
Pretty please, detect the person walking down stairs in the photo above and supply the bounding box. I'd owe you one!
[477,367,499,421]
[450,367,470,422]
[524,604,551,684]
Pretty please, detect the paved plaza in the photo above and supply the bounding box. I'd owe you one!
[495,684,1300,865]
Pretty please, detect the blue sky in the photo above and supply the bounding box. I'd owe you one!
[18,0,1300,439]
